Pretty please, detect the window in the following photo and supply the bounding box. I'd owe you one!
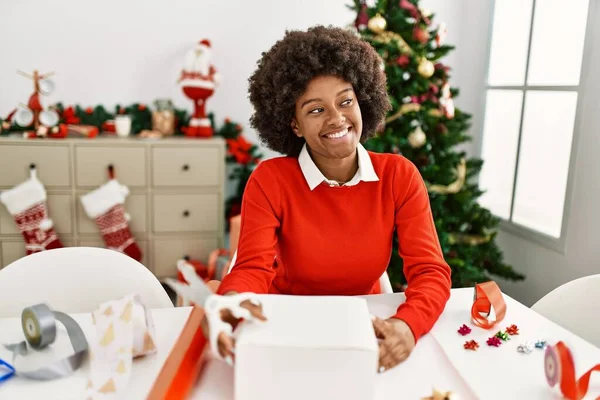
[478,0,591,249]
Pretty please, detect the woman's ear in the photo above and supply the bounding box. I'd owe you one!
[291,119,302,138]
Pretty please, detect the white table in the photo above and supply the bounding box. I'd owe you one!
[1,289,599,399]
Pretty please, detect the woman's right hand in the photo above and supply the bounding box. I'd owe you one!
[201,294,267,364]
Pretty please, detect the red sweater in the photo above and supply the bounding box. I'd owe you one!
[217,152,451,340]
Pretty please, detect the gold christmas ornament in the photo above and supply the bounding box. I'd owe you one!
[385,103,422,124]
[418,58,435,78]
[426,158,466,194]
[448,232,492,246]
[373,31,412,54]
[368,13,387,34]
[428,109,443,118]
[408,126,426,148]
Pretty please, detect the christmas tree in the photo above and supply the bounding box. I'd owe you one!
[350,0,524,288]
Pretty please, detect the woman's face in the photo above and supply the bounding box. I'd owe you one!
[291,75,362,160]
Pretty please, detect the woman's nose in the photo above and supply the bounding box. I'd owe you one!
[327,109,346,126]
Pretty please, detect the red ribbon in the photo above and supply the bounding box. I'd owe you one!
[545,341,600,400]
[471,281,506,329]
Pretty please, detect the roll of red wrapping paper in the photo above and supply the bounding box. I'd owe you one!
[147,306,208,400]
[545,341,600,400]
[470,281,506,329]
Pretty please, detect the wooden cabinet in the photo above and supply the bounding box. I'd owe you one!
[0,136,225,278]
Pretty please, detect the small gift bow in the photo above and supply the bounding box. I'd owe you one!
[457,324,471,336]
[421,388,459,400]
[464,340,479,351]
[506,324,519,335]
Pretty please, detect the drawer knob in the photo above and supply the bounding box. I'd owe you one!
[183,210,190,217]
[182,164,190,171]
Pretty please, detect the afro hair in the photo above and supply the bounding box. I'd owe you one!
[248,25,391,157]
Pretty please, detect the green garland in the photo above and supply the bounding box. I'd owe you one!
[0,101,262,226]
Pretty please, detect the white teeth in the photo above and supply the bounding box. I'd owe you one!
[325,128,349,139]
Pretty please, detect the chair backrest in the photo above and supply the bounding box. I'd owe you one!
[0,247,173,317]
[227,250,394,294]
[531,274,600,348]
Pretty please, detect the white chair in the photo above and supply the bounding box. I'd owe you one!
[227,250,394,294]
[0,247,173,317]
[531,274,600,348]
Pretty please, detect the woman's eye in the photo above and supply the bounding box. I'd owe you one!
[341,99,353,106]
[309,108,324,114]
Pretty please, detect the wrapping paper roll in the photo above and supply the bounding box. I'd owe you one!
[84,294,157,399]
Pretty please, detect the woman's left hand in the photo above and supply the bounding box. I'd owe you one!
[372,317,416,372]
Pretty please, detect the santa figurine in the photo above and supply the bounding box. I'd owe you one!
[179,39,221,138]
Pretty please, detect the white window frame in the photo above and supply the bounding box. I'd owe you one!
[477,0,595,253]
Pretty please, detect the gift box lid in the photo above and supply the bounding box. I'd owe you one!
[236,295,378,352]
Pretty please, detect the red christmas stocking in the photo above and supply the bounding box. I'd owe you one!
[80,179,142,262]
[0,168,63,255]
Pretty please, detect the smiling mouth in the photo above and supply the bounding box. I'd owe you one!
[323,127,351,139]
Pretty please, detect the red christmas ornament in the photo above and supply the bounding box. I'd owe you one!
[399,0,419,20]
[413,26,430,44]
[62,106,80,124]
[435,63,451,74]
[396,55,410,68]
[355,1,369,31]
[224,117,231,124]
[458,324,472,336]
[118,107,126,114]
[138,104,146,111]
[464,340,479,351]
[85,107,93,115]
[487,337,502,347]
[506,325,519,335]
[436,123,448,135]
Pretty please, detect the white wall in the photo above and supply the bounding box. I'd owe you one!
[0,0,467,158]
[0,0,360,160]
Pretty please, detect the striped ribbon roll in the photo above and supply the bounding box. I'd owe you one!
[545,341,600,400]
[471,281,506,329]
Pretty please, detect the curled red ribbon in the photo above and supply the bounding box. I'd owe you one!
[545,341,600,400]
[471,281,506,329]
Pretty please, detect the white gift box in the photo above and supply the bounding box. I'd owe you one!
[234,295,378,400]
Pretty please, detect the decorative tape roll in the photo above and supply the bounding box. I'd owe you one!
[21,304,56,349]
[544,341,600,400]
[471,281,506,329]
[4,303,88,380]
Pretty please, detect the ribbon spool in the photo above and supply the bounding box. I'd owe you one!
[471,281,506,329]
[545,341,600,400]
[4,303,88,380]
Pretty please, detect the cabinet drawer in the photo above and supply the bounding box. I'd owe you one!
[153,237,218,278]
[1,239,76,268]
[152,147,221,187]
[0,194,73,235]
[77,193,147,235]
[75,146,146,187]
[78,239,149,270]
[0,145,70,187]
[153,194,219,233]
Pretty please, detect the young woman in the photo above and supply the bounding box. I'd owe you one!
[211,25,451,372]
